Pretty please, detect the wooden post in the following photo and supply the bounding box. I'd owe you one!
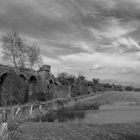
[15,105,21,117]
[30,105,33,116]
[2,110,6,123]
[39,105,42,122]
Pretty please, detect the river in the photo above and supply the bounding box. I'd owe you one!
[57,105,140,124]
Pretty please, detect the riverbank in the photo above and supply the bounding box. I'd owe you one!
[0,92,101,123]
[1,91,140,139]
[0,91,140,123]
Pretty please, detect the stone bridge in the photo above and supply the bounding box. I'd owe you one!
[0,64,39,83]
[0,64,56,83]
[0,64,59,105]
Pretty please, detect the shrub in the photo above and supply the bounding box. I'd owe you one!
[93,102,100,110]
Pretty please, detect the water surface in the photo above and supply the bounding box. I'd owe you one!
[58,105,140,124]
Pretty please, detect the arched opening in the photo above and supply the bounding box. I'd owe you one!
[29,75,37,102]
[0,72,8,85]
[49,79,53,85]
[30,75,37,83]
[0,71,27,106]
[19,74,28,103]
[0,72,8,106]
[19,74,27,82]
[54,82,58,86]
[0,72,8,105]
[47,84,50,90]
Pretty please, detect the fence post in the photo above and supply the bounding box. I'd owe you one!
[2,110,6,123]
[30,105,33,116]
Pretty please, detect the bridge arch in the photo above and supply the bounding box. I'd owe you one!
[0,70,9,85]
[29,75,38,102]
[19,73,27,81]
[29,75,38,83]
[49,79,54,85]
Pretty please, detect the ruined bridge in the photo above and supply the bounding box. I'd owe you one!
[0,64,58,106]
[0,64,54,83]
[0,64,39,82]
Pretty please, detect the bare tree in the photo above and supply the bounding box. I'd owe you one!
[1,30,26,68]
[26,44,42,69]
[57,72,76,86]
[1,30,42,69]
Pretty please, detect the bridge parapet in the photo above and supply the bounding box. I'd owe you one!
[0,64,39,81]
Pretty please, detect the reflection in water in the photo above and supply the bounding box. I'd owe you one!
[55,105,140,124]
[9,104,140,124]
[57,110,85,122]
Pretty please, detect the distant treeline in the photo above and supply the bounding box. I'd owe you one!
[57,72,138,97]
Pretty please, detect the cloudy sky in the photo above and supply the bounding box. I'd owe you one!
[0,0,140,86]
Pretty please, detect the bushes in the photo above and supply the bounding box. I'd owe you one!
[71,102,100,111]
[93,102,100,110]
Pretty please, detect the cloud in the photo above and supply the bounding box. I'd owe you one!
[89,64,104,71]
[58,51,140,85]
[42,55,73,76]
[90,18,136,39]
[59,52,139,68]
[0,0,140,86]
[106,37,140,53]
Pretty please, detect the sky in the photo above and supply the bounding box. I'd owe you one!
[0,0,140,87]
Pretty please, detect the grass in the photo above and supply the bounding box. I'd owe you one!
[2,112,140,140]
[0,91,140,124]
[19,122,140,140]
[85,91,140,106]
[71,102,100,111]
[1,91,140,139]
